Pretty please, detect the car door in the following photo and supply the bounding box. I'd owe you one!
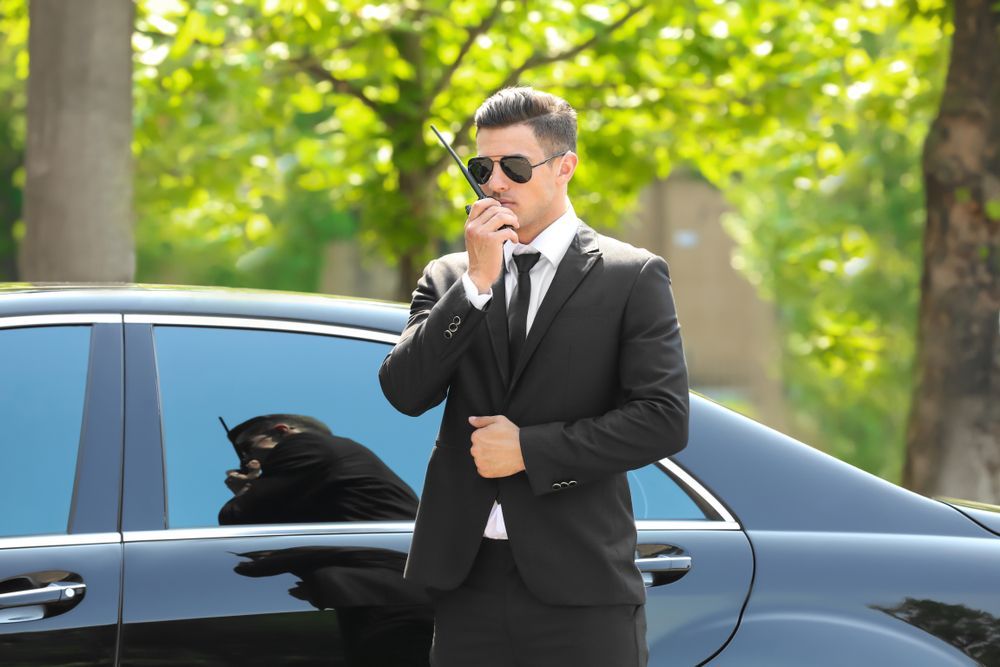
[0,316,124,666]
[116,313,753,666]
[629,461,754,666]
[118,316,442,666]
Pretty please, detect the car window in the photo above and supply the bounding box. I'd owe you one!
[628,464,710,521]
[0,326,92,537]
[153,326,442,529]
[153,324,707,528]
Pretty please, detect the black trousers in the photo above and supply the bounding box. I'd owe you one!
[431,539,648,667]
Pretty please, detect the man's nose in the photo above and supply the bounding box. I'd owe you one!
[485,164,510,193]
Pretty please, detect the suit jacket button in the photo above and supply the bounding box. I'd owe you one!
[452,315,462,325]
[444,330,453,339]
[568,480,577,487]
[448,322,459,333]
[551,483,561,490]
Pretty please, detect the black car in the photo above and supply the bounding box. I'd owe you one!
[1,284,998,666]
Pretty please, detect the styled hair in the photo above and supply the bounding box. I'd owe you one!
[228,413,333,453]
[474,86,577,153]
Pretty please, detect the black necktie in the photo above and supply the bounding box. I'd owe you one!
[508,252,541,373]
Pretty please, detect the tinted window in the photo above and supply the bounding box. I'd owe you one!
[628,464,710,520]
[154,326,442,529]
[0,326,91,537]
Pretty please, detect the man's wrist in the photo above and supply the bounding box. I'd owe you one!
[462,271,493,309]
[468,272,492,294]
[514,426,526,473]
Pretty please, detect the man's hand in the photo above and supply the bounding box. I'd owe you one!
[466,199,518,293]
[224,460,261,495]
[469,415,525,478]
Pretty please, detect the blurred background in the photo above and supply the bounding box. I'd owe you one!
[0,0,997,501]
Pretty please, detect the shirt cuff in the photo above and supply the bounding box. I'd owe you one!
[462,272,493,310]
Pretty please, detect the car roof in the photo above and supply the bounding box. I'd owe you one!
[0,283,411,334]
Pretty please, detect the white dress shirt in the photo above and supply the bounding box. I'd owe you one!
[460,202,580,539]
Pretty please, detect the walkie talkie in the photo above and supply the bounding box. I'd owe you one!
[431,124,511,230]
[218,416,249,473]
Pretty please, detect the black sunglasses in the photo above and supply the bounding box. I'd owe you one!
[467,151,568,185]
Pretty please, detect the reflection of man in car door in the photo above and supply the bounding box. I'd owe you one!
[235,546,434,667]
[219,414,419,525]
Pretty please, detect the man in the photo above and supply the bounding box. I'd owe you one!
[379,87,689,666]
[220,413,419,525]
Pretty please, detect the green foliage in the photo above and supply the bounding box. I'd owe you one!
[985,199,1000,221]
[133,0,357,289]
[0,0,27,279]
[0,0,955,482]
[132,0,706,292]
[690,0,950,479]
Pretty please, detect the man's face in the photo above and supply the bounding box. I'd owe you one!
[237,429,281,464]
[475,123,572,241]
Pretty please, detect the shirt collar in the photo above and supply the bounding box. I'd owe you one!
[504,201,579,271]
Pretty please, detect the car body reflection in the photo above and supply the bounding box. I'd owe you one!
[872,598,1000,665]
[235,546,432,667]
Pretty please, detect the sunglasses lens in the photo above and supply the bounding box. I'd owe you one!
[467,158,493,185]
[500,156,533,183]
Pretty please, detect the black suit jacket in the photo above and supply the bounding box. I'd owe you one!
[379,223,689,606]
[219,432,419,526]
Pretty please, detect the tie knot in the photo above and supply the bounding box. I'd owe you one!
[512,252,541,275]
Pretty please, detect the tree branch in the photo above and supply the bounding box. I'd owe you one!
[292,56,384,117]
[506,3,646,83]
[429,0,505,104]
[139,21,384,119]
[429,3,648,175]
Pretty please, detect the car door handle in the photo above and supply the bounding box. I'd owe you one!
[636,555,692,572]
[636,555,692,587]
[0,581,86,609]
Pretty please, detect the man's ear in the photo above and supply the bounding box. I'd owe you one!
[272,423,292,434]
[557,151,578,184]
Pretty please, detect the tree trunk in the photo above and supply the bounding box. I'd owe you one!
[396,251,417,304]
[0,56,22,281]
[0,150,19,282]
[20,0,134,282]
[394,168,436,302]
[902,0,1000,502]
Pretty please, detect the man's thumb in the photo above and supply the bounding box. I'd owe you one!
[469,415,499,427]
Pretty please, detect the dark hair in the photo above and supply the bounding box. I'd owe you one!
[474,86,577,154]
[229,414,332,453]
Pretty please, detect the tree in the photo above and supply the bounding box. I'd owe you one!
[660,1,949,480]
[133,0,696,299]
[902,0,1000,502]
[3,1,980,490]
[130,0,950,483]
[0,0,27,281]
[20,0,134,281]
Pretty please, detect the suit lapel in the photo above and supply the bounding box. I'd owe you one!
[486,268,510,387]
[507,224,601,395]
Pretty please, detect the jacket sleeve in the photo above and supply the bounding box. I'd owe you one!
[519,255,689,496]
[378,258,491,417]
